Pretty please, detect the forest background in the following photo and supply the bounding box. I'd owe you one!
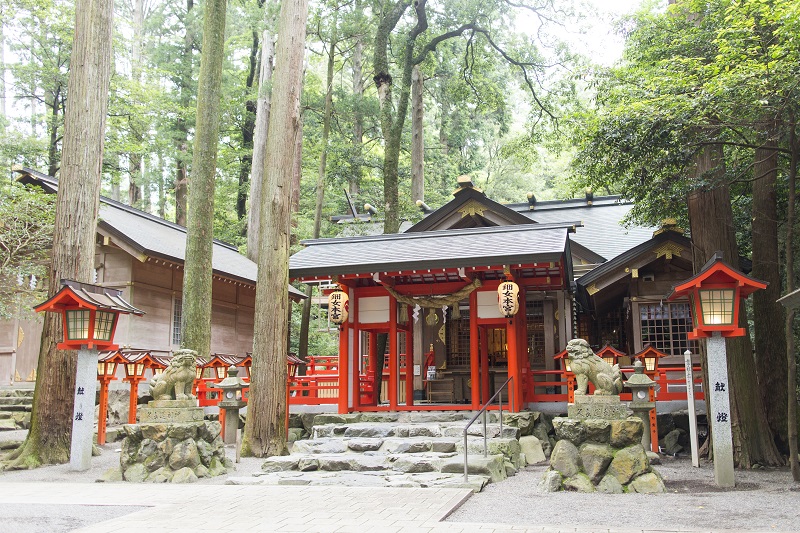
[0,0,797,470]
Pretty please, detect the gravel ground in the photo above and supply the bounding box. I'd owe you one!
[2,436,799,532]
[447,456,800,532]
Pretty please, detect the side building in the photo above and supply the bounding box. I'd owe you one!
[0,167,304,385]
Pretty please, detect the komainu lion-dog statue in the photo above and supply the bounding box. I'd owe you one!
[566,339,623,395]
[149,348,198,401]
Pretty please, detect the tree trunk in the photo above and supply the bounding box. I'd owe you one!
[241,0,307,458]
[411,64,424,203]
[349,0,364,197]
[128,153,143,208]
[246,29,275,261]
[174,0,194,227]
[181,0,227,358]
[0,21,5,118]
[751,127,788,453]
[687,143,783,468]
[46,88,60,177]
[300,31,335,358]
[237,29,260,223]
[128,0,145,211]
[786,122,799,481]
[7,0,112,469]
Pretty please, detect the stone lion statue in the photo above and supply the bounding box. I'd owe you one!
[149,348,198,401]
[566,339,623,396]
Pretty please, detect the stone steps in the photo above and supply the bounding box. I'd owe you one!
[241,410,555,492]
[0,391,33,431]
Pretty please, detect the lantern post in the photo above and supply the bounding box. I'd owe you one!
[34,280,143,471]
[96,351,125,445]
[668,252,766,487]
[122,352,152,424]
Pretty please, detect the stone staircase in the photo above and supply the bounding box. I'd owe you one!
[228,410,552,492]
[0,389,33,432]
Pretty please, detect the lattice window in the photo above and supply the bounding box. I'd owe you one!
[446,307,471,367]
[639,302,697,356]
[598,307,626,350]
[526,300,545,368]
[172,298,182,346]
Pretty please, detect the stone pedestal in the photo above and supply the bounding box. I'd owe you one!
[541,398,665,494]
[115,400,231,483]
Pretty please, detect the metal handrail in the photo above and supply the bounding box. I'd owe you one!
[462,376,514,482]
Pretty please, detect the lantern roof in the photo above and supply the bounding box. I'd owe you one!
[34,279,145,316]
[634,345,668,360]
[668,253,767,300]
[596,344,626,360]
[98,350,128,365]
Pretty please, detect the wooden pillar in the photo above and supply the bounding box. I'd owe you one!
[338,308,350,414]
[97,378,110,445]
[388,295,398,409]
[470,290,480,409]
[126,378,140,424]
[507,315,520,412]
[480,326,489,405]
[351,296,360,411]
[405,311,414,406]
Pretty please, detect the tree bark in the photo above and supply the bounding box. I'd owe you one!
[349,0,364,197]
[751,126,788,453]
[786,122,799,481]
[411,64,424,203]
[246,29,275,261]
[687,143,783,468]
[6,0,112,469]
[181,0,227,358]
[174,0,194,227]
[241,0,308,458]
[237,29,260,223]
[128,0,145,211]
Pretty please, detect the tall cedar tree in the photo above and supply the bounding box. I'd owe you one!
[181,0,227,358]
[242,0,308,457]
[5,0,113,469]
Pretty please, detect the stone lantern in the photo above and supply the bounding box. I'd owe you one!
[209,366,247,444]
[624,361,656,450]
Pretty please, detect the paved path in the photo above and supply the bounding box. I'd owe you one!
[0,482,712,533]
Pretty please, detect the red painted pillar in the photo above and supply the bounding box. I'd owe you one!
[351,295,361,411]
[405,312,414,407]
[338,301,350,414]
[480,327,489,405]
[126,378,140,424]
[388,295,398,410]
[506,315,520,412]
[97,378,110,445]
[470,290,481,409]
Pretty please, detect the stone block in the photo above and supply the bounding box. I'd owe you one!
[171,467,198,483]
[261,456,299,472]
[312,414,349,426]
[382,439,430,454]
[98,467,123,482]
[298,457,319,471]
[145,467,173,483]
[610,418,644,448]
[628,471,666,493]
[207,457,227,477]
[194,464,210,478]
[391,457,437,473]
[291,439,348,454]
[440,454,507,483]
[660,428,685,456]
[657,412,676,438]
[597,474,624,494]
[539,469,562,492]
[568,395,629,420]
[347,439,383,452]
[138,407,204,423]
[646,451,661,465]
[198,421,221,443]
[553,418,587,444]
[607,444,649,485]
[564,473,595,492]
[148,399,198,409]
[549,439,581,478]
[168,439,200,470]
[519,435,546,464]
[140,424,168,442]
[430,440,457,453]
[0,418,16,430]
[288,428,304,443]
[488,438,522,468]
[343,424,394,438]
[168,424,198,441]
[579,442,613,484]
[584,419,611,443]
[123,463,148,482]
[503,411,537,436]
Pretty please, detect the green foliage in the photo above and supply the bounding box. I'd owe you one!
[0,182,55,318]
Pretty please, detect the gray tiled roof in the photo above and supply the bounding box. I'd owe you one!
[290,223,574,278]
[509,198,655,261]
[14,167,305,299]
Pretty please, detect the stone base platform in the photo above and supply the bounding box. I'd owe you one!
[138,400,205,423]
[114,420,232,483]
[567,395,630,420]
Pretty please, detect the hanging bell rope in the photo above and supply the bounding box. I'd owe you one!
[381,278,482,309]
